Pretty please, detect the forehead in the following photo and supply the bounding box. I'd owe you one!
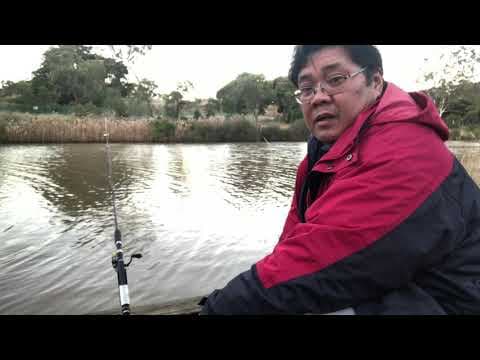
[297,47,356,82]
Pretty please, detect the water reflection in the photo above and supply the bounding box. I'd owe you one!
[0,141,478,314]
[33,144,141,215]
[222,144,273,209]
[166,145,189,196]
[219,143,304,211]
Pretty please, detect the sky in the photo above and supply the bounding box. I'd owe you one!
[0,45,477,101]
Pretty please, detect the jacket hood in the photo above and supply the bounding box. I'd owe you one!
[310,82,449,164]
[372,82,449,141]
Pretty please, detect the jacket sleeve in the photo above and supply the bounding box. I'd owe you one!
[200,133,457,314]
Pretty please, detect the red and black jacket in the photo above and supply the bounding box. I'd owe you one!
[200,83,480,314]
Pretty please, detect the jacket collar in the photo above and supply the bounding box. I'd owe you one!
[316,91,381,163]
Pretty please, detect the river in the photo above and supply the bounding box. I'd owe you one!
[0,141,479,314]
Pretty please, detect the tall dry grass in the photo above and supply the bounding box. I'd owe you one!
[458,151,480,186]
[0,112,152,143]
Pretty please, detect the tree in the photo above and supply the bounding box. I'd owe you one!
[1,45,154,115]
[205,98,220,117]
[194,109,202,120]
[216,73,273,140]
[163,91,183,119]
[418,46,480,118]
[30,46,83,106]
[177,80,194,95]
[103,58,130,96]
[271,77,303,123]
[126,78,159,116]
[0,80,35,112]
[29,45,133,110]
[0,81,17,97]
[107,45,152,65]
[0,80,32,100]
[163,81,194,120]
[132,79,158,101]
[77,59,108,106]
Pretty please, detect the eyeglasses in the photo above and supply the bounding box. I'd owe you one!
[294,67,367,104]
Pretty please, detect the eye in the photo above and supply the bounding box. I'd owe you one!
[299,86,314,96]
[326,74,347,87]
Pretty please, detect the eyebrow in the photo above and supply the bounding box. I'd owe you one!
[298,62,344,83]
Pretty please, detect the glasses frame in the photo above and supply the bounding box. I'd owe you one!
[294,67,368,104]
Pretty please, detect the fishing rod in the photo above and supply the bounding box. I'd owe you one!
[104,117,142,315]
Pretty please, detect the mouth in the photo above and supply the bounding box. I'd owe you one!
[314,113,336,124]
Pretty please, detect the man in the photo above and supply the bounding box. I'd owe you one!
[200,45,480,314]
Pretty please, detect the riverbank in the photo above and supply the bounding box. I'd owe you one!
[0,112,309,144]
[1,111,479,144]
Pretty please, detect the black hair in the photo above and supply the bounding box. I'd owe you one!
[288,45,383,88]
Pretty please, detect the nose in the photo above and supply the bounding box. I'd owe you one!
[309,85,332,105]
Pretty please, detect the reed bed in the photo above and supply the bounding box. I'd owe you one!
[2,111,478,146]
[458,151,480,186]
[0,112,152,143]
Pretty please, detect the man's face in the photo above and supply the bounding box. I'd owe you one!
[297,47,382,143]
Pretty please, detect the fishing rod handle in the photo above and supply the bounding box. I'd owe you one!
[122,304,130,315]
[114,228,131,314]
[117,257,131,314]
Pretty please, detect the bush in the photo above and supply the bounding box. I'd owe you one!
[194,110,202,120]
[151,119,176,142]
[72,102,102,117]
[125,98,152,117]
[463,110,480,126]
[0,116,7,143]
[260,125,289,141]
[449,126,479,141]
[164,104,178,119]
[288,118,309,141]
[185,122,212,142]
[103,90,128,117]
[0,101,27,113]
[221,116,257,142]
[180,116,257,143]
[0,111,27,124]
[273,114,287,123]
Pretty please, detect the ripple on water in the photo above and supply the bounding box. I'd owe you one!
[1,142,477,313]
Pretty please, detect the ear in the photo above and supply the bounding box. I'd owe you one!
[373,71,383,89]
[371,71,384,96]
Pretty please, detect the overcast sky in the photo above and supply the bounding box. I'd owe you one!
[0,45,477,100]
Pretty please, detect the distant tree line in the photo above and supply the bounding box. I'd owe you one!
[0,45,158,117]
[0,45,302,124]
[1,45,479,132]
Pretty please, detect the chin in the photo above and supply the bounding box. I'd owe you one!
[314,132,337,144]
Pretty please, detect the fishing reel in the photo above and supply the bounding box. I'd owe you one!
[112,253,143,270]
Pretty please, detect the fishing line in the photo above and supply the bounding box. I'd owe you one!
[104,117,142,315]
